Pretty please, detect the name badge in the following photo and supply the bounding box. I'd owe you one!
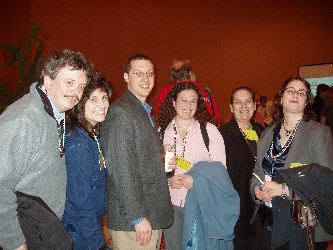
[176,156,192,171]
[244,130,259,141]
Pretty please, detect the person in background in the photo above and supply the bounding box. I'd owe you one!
[312,83,330,121]
[0,49,94,250]
[101,54,173,250]
[219,87,264,250]
[320,86,333,135]
[62,72,112,250]
[252,92,266,128]
[328,86,333,99]
[156,81,227,250]
[251,76,333,250]
[263,94,279,126]
[258,96,267,118]
[254,92,261,110]
[155,60,221,126]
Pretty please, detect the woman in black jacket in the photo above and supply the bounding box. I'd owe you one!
[219,86,264,249]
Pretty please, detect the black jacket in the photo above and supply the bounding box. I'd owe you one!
[219,118,264,237]
[272,164,333,248]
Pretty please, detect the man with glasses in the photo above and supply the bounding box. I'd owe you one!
[101,54,173,250]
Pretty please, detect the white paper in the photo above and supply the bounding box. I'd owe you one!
[264,174,272,207]
[164,151,174,172]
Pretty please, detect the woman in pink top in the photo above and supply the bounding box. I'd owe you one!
[156,81,226,250]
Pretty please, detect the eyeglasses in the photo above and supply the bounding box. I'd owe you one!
[132,71,155,78]
[285,88,308,97]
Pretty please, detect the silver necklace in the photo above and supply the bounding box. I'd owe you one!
[269,118,301,160]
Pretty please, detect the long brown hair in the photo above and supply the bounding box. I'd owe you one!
[156,81,216,130]
[66,72,112,136]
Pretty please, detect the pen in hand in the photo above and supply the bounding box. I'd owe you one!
[252,172,264,191]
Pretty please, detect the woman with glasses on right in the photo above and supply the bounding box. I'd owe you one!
[250,76,333,250]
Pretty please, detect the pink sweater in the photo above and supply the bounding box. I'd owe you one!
[163,119,226,207]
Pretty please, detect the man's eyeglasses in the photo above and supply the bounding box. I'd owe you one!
[285,88,308,97]
[132,71,155,78]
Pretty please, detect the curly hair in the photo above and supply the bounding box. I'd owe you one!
[66,71,112,136]
[156,81,215,130]
[40,49,94,85]
[272,76,316,123]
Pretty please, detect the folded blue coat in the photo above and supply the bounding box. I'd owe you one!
[182,161,240,250]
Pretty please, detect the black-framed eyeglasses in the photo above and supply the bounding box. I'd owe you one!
[132,71,155,78]
[285,87,308,97]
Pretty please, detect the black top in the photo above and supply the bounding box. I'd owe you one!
[219,118,264,238]
[312,95,324,121]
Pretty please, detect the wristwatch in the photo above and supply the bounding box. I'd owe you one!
[281,183,287,199]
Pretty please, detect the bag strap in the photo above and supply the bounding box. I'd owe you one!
[200,122,209,152]
[306,213,314,250]
[292,190,314,250]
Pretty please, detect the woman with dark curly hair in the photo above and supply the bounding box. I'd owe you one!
[62,72,113,250]
[250,76,333,250]
[156,81,227,250]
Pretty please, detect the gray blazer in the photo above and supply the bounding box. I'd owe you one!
[250,119,333,242]
[101,90,173,231]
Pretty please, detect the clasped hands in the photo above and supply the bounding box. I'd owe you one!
[254,180,286,202]
[168,174,193,190]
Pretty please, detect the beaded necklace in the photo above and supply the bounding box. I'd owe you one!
[58,119,65,157]
[268,118,301,160]
[282,120,294,136]
[92,128,106,170]
[173,120,187,158]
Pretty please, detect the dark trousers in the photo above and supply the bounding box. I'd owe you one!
[163,205,184,250]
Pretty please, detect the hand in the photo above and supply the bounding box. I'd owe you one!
[16,243,28,250]
[167,156,177,171]
[168,175,185,189]
[255,185,273,202]
[181,175,193,189]
[134,218,152,247]
[262,180,289,198]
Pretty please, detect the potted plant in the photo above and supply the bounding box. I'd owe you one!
[0,23,47,113]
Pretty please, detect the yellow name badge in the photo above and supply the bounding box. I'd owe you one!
[290,163,308,168]
[244,130,259,141]
[176,156,192,171]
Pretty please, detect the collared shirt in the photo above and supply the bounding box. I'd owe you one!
[163,118,226,207]
[142,102,154,127]
[39,85,65,123]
